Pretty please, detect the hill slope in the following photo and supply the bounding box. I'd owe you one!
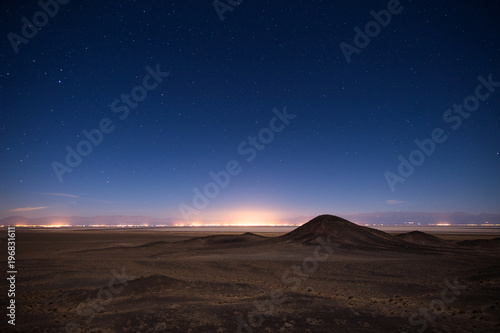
[279,215,411,249]
[395,231,455,247]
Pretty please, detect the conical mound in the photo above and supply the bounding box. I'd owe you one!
[280,214,409,249]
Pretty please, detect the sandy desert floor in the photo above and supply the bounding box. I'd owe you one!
[2,217,500,333]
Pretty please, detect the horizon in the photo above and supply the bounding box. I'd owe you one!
[3,211,500,228]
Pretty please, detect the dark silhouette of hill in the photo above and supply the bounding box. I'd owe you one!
[458,237,500,249]
[175,232,267,248]
[395,231,456,247]
[78,232,267,253]
[279,215,412,249]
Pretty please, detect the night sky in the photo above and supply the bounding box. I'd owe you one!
[1,0,499,224]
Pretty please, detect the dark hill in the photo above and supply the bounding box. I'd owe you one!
[458,237,500,249]
[176,232,267,248]
[395,231,455,247]
[279,215,411,249]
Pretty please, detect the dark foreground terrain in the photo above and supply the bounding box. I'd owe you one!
[2,215,500,332]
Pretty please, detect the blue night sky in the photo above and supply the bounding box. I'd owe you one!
[1,0,499,224]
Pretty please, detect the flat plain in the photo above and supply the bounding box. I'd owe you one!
[3,215,500,333]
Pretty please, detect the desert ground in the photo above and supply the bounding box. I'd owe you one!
[2,215,500,333]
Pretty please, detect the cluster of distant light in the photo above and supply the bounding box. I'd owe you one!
[0,224,154,228]
[410,221,499,227]
[2,222,499,228]
[362,222,500,227]
[432,223,500,226]
[2,224,75,228]
[1,223,300,228]
[173,223,298,227]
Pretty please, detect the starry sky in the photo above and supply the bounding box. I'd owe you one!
[1,0,499,224]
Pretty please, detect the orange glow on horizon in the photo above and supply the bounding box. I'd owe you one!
[226,209,284,226]
[176,208,290,226]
